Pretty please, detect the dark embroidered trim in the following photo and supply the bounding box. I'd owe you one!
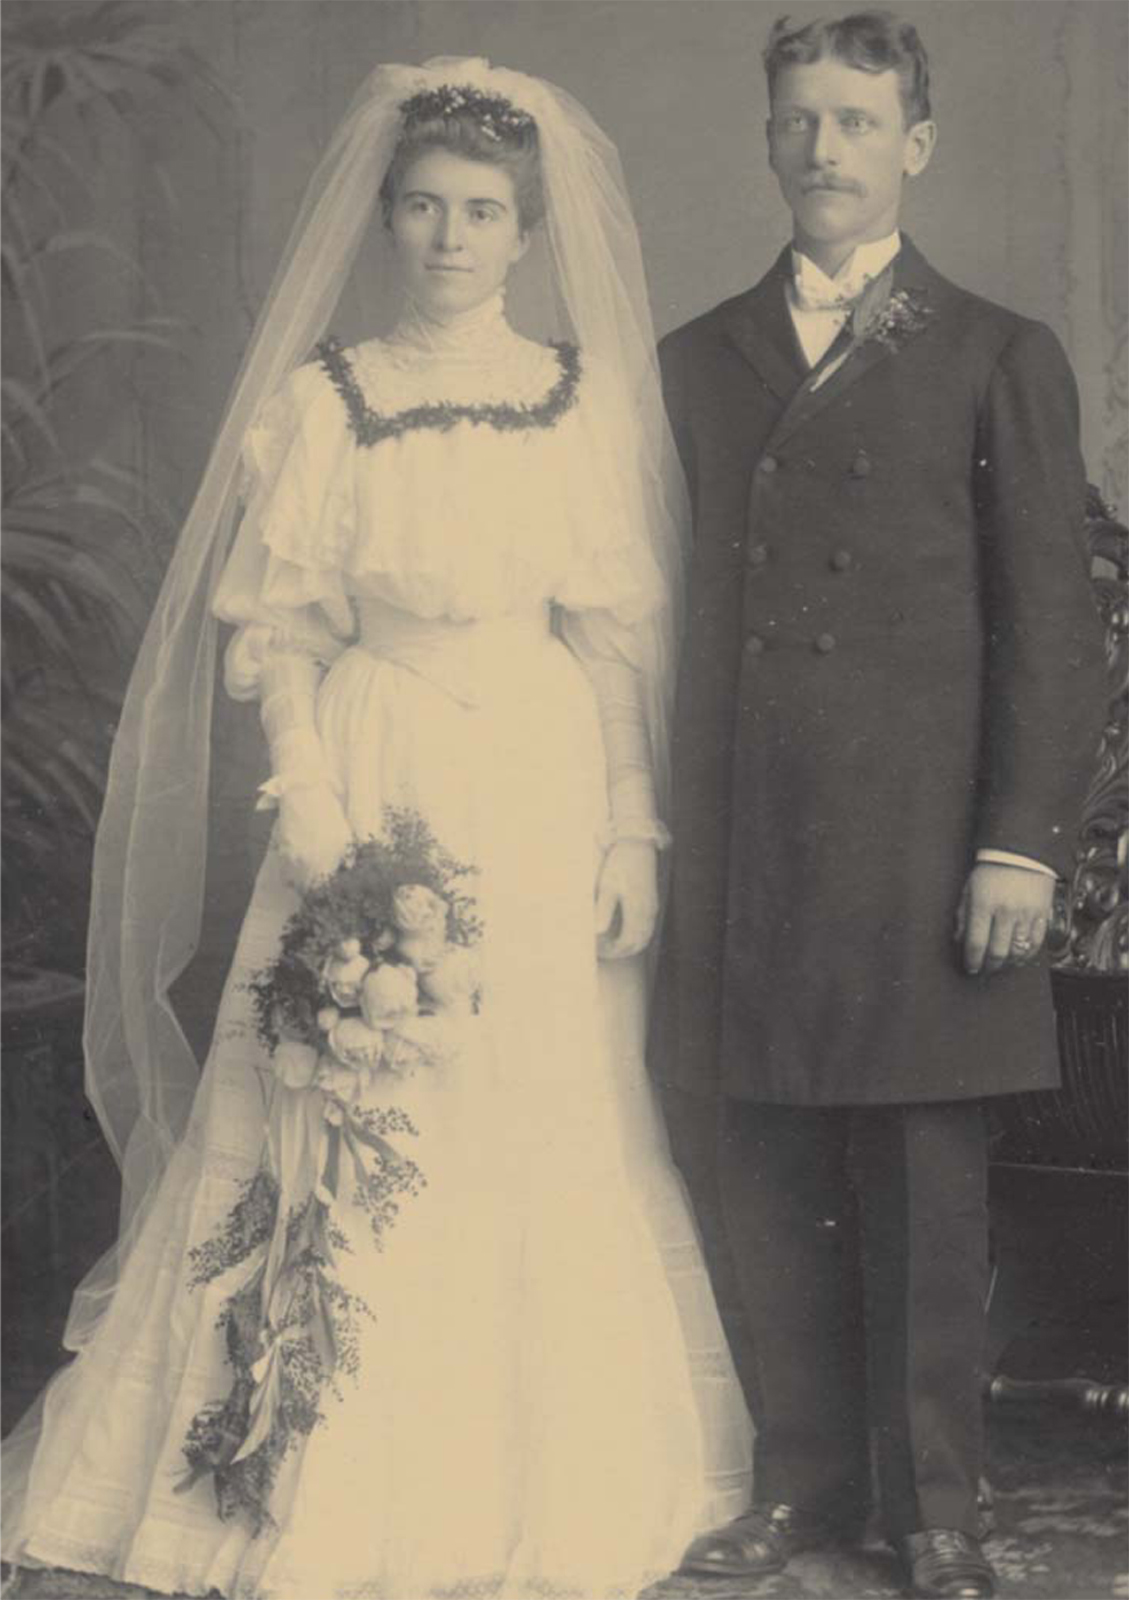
[315,336,581,447]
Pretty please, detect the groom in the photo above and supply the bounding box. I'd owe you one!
[656,12,1105,1599]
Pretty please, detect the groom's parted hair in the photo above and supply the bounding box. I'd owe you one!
[764,11,932,126]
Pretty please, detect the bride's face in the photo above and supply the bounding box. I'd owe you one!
[390,148,530,319]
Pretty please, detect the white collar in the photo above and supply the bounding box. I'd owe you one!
[789,232,902,313]
[390,289,513,357]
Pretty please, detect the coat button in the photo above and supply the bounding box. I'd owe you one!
[758,454,779,474]
[744,633,766,655]
[748,543,769,567]
[851,450,872,477]
[814,632,836,654]
[829,549,853,572]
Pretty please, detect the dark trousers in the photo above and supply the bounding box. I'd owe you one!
[719,1098,989,1539]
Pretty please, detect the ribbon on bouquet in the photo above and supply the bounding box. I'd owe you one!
[175,1081,423,1533]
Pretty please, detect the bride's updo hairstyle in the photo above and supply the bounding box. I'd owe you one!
[379,84,545,234]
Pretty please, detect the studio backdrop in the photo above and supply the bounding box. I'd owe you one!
[19,0,1129,1045]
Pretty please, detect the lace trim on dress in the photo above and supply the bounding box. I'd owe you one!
[315,336,581,447]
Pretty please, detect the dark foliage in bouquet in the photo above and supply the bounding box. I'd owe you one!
[179,1168,367,1534]
[178,1102,428,1532]
[249,806,482,1055]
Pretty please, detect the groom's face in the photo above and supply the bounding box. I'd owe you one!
[767,58,935,258]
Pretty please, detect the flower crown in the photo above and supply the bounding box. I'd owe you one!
[399,83,537,143]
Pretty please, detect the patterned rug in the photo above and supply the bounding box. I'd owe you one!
[5,1414,1126,1600]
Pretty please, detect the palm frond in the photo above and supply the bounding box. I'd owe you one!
[3,522,144,641]
[3,118,88,198]
[2,708,106,832]
[1,239,51,391]
[1,0,230,917]
[2,579,91,682]
[10,317,185,414]
[1,374,60,455]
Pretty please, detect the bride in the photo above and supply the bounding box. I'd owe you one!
[2,57,752,1600]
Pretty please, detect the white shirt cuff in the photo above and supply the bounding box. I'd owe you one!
[976,849,1058,879]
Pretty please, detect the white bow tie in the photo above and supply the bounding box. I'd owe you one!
[791,271,873,315]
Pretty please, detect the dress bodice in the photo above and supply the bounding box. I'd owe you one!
[212,295,662,687]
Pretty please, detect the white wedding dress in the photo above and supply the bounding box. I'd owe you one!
[5,296,752,1600]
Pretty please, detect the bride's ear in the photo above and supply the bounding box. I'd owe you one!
[510,228,533,266]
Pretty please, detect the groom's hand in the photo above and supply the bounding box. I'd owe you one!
[955,862,1055,975]
[595,839,659,959]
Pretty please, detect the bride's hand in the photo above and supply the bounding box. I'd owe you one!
[595,839,659,960]
[276,783,354,891]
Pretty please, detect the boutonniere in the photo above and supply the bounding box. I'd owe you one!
[809,267,934,393]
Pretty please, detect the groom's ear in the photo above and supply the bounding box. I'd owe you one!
[902,118,937,178]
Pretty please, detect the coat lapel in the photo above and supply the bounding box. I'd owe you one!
[765,237,942,450]
[720,248,808,403]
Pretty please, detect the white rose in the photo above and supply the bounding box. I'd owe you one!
[392,883,448,938]
[397,929,449,974]
[325,950,371,1007]
[360,963,419,1028]
[327,1015,386,1071]
[317,1056,361,1105]
[420,946,478,1016]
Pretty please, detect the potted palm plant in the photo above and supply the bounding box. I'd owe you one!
[3,0,228,972]
[1,0,226,1432]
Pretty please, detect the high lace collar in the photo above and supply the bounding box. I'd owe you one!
[388,290,518,360]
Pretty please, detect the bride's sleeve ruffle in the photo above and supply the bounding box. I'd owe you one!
[553,355,666,627]
[212,363,357,700]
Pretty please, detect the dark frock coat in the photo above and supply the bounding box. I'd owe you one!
[654,239,1106,1105]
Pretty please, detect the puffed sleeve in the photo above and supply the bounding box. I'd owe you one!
[556,356,672,847]
[212,361,358,701]
[554,355,666,626]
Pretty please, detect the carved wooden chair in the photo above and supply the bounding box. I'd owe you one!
[985,486,1128,1430]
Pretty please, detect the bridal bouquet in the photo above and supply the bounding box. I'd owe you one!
[179,809,481,1533]
[251,807,483,1096]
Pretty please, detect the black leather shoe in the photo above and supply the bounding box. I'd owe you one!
[894,1529,997,1598]
[680,1501,856,1578]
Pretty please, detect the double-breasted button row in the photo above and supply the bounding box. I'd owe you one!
[755,450,872,478]
[747,546,853,571]
[743,632,838,656]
